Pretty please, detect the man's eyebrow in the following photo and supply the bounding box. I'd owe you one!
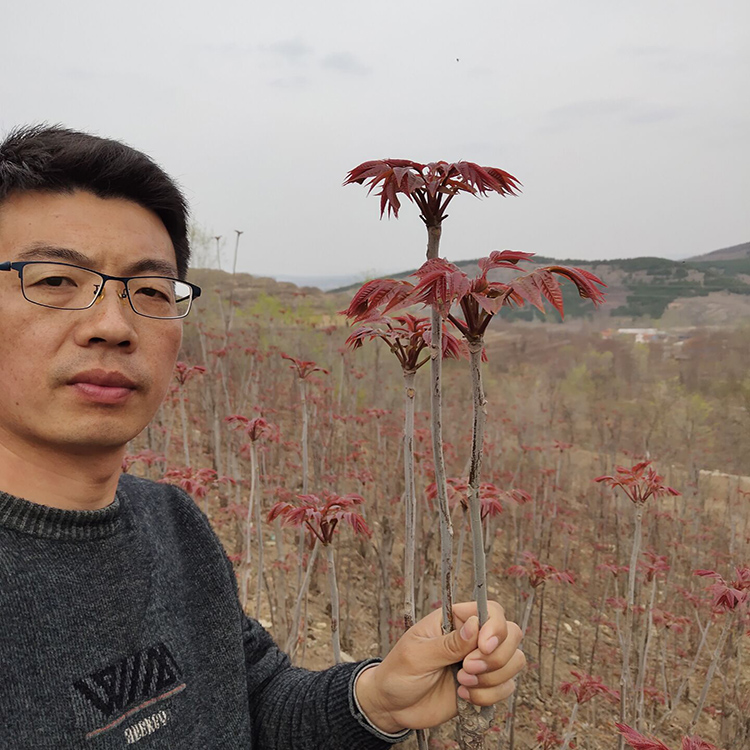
[16,245,91,264]
[122,258,180,277]
[15,244,178,278]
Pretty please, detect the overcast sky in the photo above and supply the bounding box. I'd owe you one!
[2,1,748,279]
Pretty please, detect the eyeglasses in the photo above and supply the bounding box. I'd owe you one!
[0,261,202,319]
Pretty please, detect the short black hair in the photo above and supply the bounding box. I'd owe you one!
[0,125,190,279]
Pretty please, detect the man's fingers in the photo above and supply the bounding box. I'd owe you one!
[457,648,526,690]
[451,601,508,654]
[478,601,508,654]
[457,678,517,705]
[465,621,523,672]
[409,613,481,670]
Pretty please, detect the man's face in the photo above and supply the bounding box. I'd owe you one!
[0,190,183,456]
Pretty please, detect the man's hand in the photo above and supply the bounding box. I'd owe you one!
[355,601,525,733]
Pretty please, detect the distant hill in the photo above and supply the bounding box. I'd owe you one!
[190,241,750,325]
[328,241,750,324]
[273,272,371,291]
[686,241,750,263]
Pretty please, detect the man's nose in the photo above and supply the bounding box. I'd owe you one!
[75,281,139,348]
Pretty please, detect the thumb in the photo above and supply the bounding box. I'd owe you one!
[435,616,479,665]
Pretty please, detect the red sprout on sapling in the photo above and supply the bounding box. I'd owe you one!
[269,491,372,664]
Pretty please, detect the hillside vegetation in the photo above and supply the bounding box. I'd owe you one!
[327,242,750,325]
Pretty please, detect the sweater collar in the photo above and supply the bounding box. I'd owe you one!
[0,489,122,541]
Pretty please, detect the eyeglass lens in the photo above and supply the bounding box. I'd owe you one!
[21,263,193,318]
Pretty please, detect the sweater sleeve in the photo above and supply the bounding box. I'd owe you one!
[241,613,410,748]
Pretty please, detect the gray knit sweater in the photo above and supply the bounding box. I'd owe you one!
[0,473,407,749]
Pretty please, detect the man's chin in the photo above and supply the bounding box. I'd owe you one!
[45,424,146,457]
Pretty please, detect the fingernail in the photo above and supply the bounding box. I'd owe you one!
[460,622,472,640]
[460,672,479,686]
[457,686,470,701]
[484,636,499,653]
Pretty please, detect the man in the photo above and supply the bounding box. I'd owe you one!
[0,126,524,748]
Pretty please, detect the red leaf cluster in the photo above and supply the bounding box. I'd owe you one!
[508,551,575,589]
[535,719,573,750]
[425,479,529,519]
[597,561,629,578]
[344,313,464,373]
[342,254,606,342]
[341,278,414,322]
[268,491,372,545]
[161,467,218,499]
[595,461,681,505]
[559,671,619,704]
[344,159,521,226]
[615,724,721,750]
[122,449,165,472]
[651,608,691,633]
[640,549,671,582]
[694,565,750,612]
[225,415,280,444]
[173,361,207,386]
[280,353,329,380]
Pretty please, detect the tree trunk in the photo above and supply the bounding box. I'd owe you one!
[254,481,264,621]
[325,544,342,664]
[179,390,191,468]
[403,369,418,630]
[466,340,490,624]
[503,588,537,749]
[635,575,658,727]
[560,701,580,750]
[425,224,454,636]
[241,441,258,610]
[285,540,320,658]
[688,611,735,734]
[295,377,310,606]
[300,378,309,493]
[618,503,643,750]
[455,339,495,746]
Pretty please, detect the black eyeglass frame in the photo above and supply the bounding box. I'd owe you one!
[0,260,202,320]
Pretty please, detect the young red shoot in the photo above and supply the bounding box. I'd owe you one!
[615,724,721,750]
[268,491,372,547]
[694,565,750,612]
[595,461,681,505]
[344,159,521,226]
[406,254,605,333]
[280,353,330,380]
[560,671,620,705]
[344,313,464,373]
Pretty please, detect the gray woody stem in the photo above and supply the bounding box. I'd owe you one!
[325,544,342,664]
[560,701,580,750]
[241,439,258,610]
[404,362,427,750]
[426,224,455,636]
[688,610,735,734]
[285,539,320,657]
[618,503,643,750]
[179,388,191,468]
[294,377,310,615]
[403,369,418,630]
[467,340,490,626]
[427,223,491,749]
[454,339,496,747]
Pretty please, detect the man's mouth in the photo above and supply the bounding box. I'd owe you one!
[68,370,138,404]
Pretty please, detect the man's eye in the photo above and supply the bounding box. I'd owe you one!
[37,275,77,288]
[136,286,170,300]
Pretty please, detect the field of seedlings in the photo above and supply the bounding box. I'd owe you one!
[124,275,750,749]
